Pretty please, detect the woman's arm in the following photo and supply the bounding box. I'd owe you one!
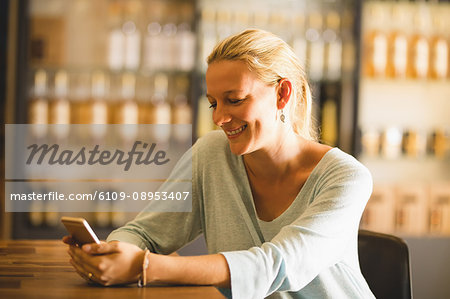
[65,238,230,288]
[146,252,231,288]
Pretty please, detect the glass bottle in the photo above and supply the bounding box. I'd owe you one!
[306,11,325,82]
[429,7,448,80]
[49,70,71,139]
[323,11,342,81]
[407,5,431,79]
[107,0,125,70]
[362,2,388,78]
[386,3,409,79]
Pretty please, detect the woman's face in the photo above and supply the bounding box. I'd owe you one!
[205,60,280,156]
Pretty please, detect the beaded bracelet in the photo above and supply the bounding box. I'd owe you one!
[138,249,150,287]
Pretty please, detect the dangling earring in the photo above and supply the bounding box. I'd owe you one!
[280,109,285,123]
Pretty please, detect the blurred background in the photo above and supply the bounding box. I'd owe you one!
[1,0,449,298]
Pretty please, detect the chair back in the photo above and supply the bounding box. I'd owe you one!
[358,230,412,299]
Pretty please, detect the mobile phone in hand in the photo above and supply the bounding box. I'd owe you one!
[61,216,100,245]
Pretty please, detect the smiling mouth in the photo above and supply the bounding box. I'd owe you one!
[225,124,247,136]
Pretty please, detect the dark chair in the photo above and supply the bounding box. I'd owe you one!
[358,230,412,299]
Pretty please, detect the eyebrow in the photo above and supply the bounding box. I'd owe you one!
[206,90,245,99]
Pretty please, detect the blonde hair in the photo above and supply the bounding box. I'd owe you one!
[207,28,317,141]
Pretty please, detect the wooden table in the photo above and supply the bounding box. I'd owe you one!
[0,240,225,299]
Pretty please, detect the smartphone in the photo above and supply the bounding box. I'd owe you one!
[61,216,100,245]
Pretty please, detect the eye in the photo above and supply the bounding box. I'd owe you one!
[208,102,217,109]
[228,98,245,104]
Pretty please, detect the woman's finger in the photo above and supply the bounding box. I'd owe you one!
[81,241,119,255]
[70,258,105,285]
[62,235,78,246]
[68,248,104,279]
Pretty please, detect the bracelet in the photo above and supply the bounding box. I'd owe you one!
[138,249,150,287]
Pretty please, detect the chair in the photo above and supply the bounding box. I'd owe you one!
[358,230,412,299]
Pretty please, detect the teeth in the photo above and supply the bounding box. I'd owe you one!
[226,125,247,136]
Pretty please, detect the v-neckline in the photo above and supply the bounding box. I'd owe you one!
[237,148,337,225]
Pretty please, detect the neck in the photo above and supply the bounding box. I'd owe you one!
[243,129,309,180]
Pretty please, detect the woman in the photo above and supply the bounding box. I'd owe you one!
[65,29,375,298]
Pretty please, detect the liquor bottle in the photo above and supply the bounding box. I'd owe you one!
[429,8,448,80]
[150,74,171,142]
[89,71,109,140]
[107,0,124,70]
[122,0,142,71]
[386,3,408,79]
[172,75,192,143]
[28,69,49,138]
[407,5,431,79]
[176,1,196,72]
[48,70,71,139]
[363,2,388,78]
[323,11,342,81]
[306,11,325,81]
[291,13,307,70]
[115,72,139,141]
[199,7,217,72]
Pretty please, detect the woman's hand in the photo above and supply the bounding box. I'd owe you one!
[63,236,145,286]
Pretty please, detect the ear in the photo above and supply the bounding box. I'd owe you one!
[277,78,292,110]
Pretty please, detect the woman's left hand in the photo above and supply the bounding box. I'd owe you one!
[65,237,145,286]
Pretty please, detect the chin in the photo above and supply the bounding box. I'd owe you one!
[228,142,251,156]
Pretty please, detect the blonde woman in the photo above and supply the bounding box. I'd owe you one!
[65,29,375,299]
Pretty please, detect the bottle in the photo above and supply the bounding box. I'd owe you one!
[28,69,49,138]
[407,5,431,79]
[320,84,339,146]
[306,11,325,81]
[363,3,388,78]
[116,72,139,141]
[123,0,142,71]
[172,75,192,143]
[386,3,408,79]
[291,13,307,70]
[176,22,196,72]
[89,71,109,140]
[107,0,125,70]
[199,7,217,72]
[429,8,448,80]
[149,73,172,142]
[323,11,342,81]
[48,70,71,139]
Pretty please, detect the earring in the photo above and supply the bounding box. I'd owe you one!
[280,109,285,123]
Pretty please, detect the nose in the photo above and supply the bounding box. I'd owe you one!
[212,103,232,127]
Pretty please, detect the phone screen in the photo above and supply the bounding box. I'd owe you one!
[61,217,100,245]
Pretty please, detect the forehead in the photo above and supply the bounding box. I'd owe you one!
[205,60,257,96]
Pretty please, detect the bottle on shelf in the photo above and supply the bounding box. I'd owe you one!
[407,5,431,80]
[323,11,342,81]
[305,11,325,81]
[149,73,172,142]
[49,70,71,139]
[89,71,109,140]
[198,7,217,72]
[28,69,49,138]
[291,13,307,71]
[362,2,388,78]
[429,7,448,80]
[107,0,125,70]
[122,0,142,71]
[172,75,192,142]
[115,72,139,141]
[386,3,408,79]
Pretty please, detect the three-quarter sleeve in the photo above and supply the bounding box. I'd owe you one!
[220,160,373,299]
[107,146,204,254]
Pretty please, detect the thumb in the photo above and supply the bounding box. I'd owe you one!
[82,241,119,254]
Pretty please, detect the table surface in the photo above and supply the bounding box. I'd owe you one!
[0,240,225,299]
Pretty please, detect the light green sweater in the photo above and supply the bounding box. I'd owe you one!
[107,131,375,299]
